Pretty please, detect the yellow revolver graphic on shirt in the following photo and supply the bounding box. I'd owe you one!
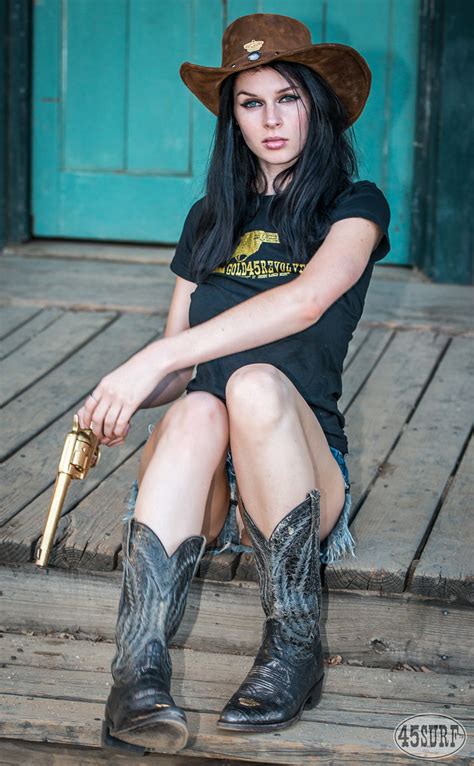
[232,230,280,261]
[35,414,101,567]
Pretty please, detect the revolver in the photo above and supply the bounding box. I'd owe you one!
[35,414,101,567]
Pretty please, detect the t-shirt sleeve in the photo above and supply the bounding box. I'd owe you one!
[328,180,391,263]
[169,198,205,282]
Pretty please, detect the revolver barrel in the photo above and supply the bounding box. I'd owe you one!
[35,415,101,567]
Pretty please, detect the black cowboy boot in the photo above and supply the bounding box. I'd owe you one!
[217,489,325,732]
[102,518,206,754]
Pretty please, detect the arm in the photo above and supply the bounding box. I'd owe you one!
[157,217,382,377]
[139,274,197,408]
[79,217,381,441]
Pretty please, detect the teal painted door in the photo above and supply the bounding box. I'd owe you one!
[32,0,419,264]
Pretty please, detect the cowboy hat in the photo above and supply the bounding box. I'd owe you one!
[180,13,371,126]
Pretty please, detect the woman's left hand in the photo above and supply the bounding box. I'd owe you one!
[76,344,167,442]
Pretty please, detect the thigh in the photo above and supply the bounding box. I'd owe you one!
[137,397,232,542]
[229,366,346,535]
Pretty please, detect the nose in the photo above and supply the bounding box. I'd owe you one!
[263,103,282,129]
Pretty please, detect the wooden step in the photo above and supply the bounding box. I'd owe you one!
[1,564,472,675]
[0,631,472,764]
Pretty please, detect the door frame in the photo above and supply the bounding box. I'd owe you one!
[1,0,471,284]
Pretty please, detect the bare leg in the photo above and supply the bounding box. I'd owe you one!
[225,364,346,541]
[134,392,230,555]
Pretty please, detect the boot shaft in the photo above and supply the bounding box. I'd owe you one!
[112,519,206,682]
[240,490,323,652]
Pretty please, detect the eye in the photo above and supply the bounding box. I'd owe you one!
[240,93,300,109]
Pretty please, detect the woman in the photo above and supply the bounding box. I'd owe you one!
[77,13,391,755]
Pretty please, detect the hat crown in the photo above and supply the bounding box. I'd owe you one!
[221,13,312,67]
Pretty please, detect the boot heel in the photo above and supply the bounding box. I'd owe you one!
[101,720,146,755]
[304,673,324,710]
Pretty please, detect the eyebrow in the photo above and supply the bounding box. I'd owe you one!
[235,86,300,98]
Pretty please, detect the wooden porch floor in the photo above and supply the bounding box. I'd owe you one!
[0,243,473,763]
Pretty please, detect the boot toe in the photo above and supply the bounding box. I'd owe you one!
[217,696,291,730]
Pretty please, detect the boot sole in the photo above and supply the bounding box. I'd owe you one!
[216,673,324,733]
[102,713,188,754]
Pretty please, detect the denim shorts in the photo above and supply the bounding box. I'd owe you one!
[124,425,356,566]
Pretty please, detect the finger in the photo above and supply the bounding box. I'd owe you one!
[76,408,85,429]
[89,401,111,440]
[105,436,125,447]
[82,392,101,428]
[113,409,133,438]
[103,403,124,439]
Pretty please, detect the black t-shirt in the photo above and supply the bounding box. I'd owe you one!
[170,180,391,454]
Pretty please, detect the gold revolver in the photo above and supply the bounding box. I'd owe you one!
[35,414,101,567]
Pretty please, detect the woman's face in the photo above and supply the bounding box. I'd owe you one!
[233,66,310,187]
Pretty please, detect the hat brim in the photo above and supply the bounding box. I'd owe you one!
[180,42,371,126]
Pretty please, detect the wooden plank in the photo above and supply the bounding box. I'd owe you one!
[0,407,157,561]
[197,550,241,582]
[0,255,174,314]
[0,310,116,406]
[3,240,175,265]
[4,632,473,706]
[410,434,474,603]
[0,654,472,764]
[0,402,156,529]
[0,308,63,360]
[49,447,152,571]
[1,565,472,673]
[0,312,164,461]
[339,327,394,409]
[325,336,473,594]
[363,279,474,335]
[0,305,43,341]
[343,330,449,508]
[0,739,258,766]
[1,635,472,764]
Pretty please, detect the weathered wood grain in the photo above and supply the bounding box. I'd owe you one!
[0,308,63,360]
[0,312,164,460]
[410,435,474,603]
[338,327,394,409]
[363,278,474,335]
[0,739,259,766]
[0,310,116,406]
[344,330,449,507]
[0,652,472,764]
[0,404,155,530]
[1,633,472,764]
[0,305,42,340]
[3,239,176,265]
[326,336,473,594]
[0,408,156,561]
[0,255,175,314]
[0,565,472,673]
[48,458,141,571]
[3,632,472,706]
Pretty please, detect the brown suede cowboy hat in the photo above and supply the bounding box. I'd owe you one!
[180,13,371,126]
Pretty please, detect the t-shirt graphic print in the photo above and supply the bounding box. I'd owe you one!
[213,230,306,279]
[170,180,391,454]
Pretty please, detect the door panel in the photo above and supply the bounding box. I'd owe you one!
[32,0,419,265]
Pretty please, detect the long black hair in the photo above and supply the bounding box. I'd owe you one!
[188,60,359,283]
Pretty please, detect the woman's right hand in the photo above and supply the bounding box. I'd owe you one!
[98,422,131,447]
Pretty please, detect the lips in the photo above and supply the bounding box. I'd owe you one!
[262,137,288,150]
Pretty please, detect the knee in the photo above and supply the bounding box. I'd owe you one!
[225,364,290,429]
[162,392,229,444]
